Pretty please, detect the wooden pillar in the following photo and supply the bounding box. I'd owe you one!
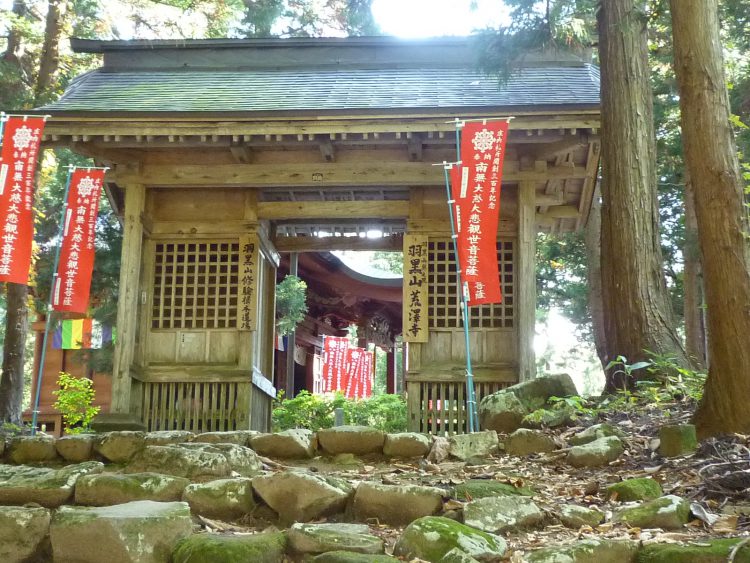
[110,184,145,414]
[386,348,395,394]
[518,181,537,381]
[285,253,298,398]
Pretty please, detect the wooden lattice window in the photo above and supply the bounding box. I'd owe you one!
[427,239,514,329]
[152,241,239,329]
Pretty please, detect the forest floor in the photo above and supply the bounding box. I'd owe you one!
[194,396,750,561]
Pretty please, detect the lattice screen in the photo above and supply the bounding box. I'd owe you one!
[152,241,239,329]
[427,239,514,329]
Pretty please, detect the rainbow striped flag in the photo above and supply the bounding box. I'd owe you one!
[52,319,114,350]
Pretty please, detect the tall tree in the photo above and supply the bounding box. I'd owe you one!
[670,0,750,437]
[597,0,686,388]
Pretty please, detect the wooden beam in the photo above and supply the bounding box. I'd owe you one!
[529,134,594,159]
[111,162,588,188]
[229,142,253,164]
[517,181,537,382]
[408,134,423,161]
[537,205,580,219]
[111,183,145,414]
[273,235,402,253]
[576,140,602,230]
[319,139,335,162]
[258,200,409,220]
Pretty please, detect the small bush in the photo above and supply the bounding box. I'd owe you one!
[52,372,99,434]
[272,391,407,433]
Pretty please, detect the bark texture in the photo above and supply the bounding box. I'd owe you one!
[597,0,686,390]
[682,173,706,367]
[0,283,29,425]
[35,0,68,103]
[670,0,750,437]
[584,188,607,368]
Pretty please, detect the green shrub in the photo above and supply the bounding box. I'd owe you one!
[272,391,407,433]
[52,372,99,434]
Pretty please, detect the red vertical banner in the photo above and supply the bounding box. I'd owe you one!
[451,120,509,305]
[361,350,373,398]
[0,116,46,284]
[52,168,104,313]
[322,336,349,393]
[344,347,363,399]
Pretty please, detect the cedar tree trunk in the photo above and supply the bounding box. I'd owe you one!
[585,187,607,368]
[597,0,687,390]
[670,0,750,437]
[682,172,706,367]
[0,283,29,424]
[34,0,67,103]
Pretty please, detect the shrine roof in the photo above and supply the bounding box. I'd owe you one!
[40,37,600,114]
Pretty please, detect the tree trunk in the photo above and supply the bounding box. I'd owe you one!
[2,0,27,66]
[682,172,706,367]
[34,0,67,104]
[597,0,687,390]
[584,187,607,368]
[670,0,750,437]
[0,283,29,425]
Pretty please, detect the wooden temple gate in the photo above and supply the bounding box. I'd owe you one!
[39,37,600,434]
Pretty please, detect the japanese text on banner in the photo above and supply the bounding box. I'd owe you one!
[322,336,349,393]
[0,116,46,284]
[451,120,509,306]
[53,169,104,313]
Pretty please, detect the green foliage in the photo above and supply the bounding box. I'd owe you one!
[272,390,406,433]
[371,251,403,275]
[275,275,308,336]
[52,372,99,434]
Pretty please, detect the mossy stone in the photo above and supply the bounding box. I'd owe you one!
[172,532,287,563]
[312,551,398,563]
[452,479,534,500]
[638,538,750,563]
[559,504,605,528]
[614,495,690,530]
[659,424,697,457]
[527,539,639,562]
[569,423,625,446]
[394,516,506,561]
[607,478,663,502]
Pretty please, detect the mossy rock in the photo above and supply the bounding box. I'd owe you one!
[394,516,506,561]
[614,495,690,530]
[172,532,287,563]
[312,551,398,563]
[559,504,605,528]
[607,478,663,502]
[527,538,639,562]
[659,424,698,457]
[452,479,534,500]
[638,538,750,563]
[569,423,625,446]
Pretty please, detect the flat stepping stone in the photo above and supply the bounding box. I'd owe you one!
[127,442,261,479]
[192,430,257,446]
[288,523,384,555]
[250,429,315,459]
[559,504,605,528]
[504,428,556,456]
[464,495,545,533]
[317,426,385,455]
[173,532,287,563]
[567,436,624,467]
[383,432,431,458]
[51,500,192,563]
[75,472,189,505]
[8,434,58,464]
[526,539,639,562]
[0,461,103,508]
[252,469,352,524]
[94,431,146,464]
[607,477,663,501]
[613,495,691,530]
[394,516,506,562]
[0,506,51,562]
[144,431,195,446]
[353,481,444,526]
[639,538,750,562]
[448,430,499,460]
[56,434,95,462]
[311,551,399,563]
[182,477,256,520]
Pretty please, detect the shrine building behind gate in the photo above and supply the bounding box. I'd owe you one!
[38,37,601,434]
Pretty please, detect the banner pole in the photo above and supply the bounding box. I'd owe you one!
[442,162,479,433]
[30,166,75,435]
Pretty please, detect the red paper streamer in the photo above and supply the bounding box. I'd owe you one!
[0,117,46,284]
[322,336,349,393]
[52,168,104,313]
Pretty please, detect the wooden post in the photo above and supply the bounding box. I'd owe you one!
[518,181,537,381]
[386,348,395,394]
[285,253,298,398]
[110,184,145,414]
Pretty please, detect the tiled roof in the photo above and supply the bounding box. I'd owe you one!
[42,65,600,113]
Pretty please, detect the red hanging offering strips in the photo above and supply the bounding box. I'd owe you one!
[344,347,364,399]
[0,116,46,284]
[361,350,374,398]
[322,336,349,393]
[52,168,105,313]
[452,120,510,305]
